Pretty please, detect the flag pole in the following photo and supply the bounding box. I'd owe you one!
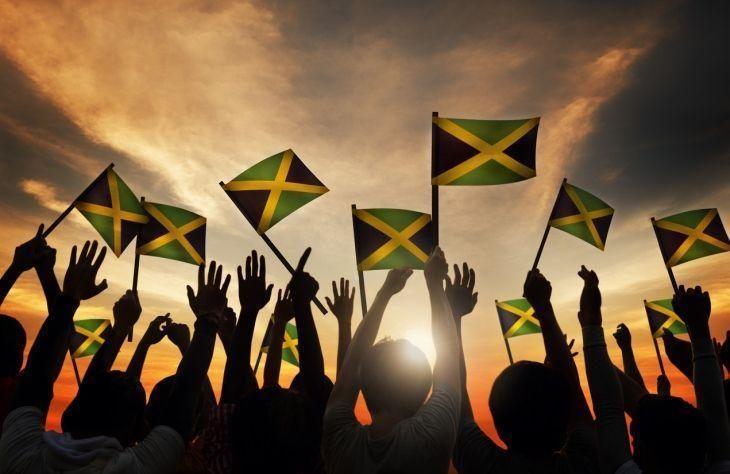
[431,111,440,246]
[43,163,115,238]
[70,352,82,386]
[650,217,680,293]
[128,196,145,342]
[351,204,369,316]
[644,300,667,376]
[531,177,566,270]
[219,182,328,315]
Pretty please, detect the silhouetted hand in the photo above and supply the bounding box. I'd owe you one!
[62,241,108,301]
[577,265,602,327]
[113,290,142,330]
[720,331,730,373]
[34,243,57,274]
[446,262,478,319]
[289,248,319,309]
[326,278,355,323]
[424,246,447,285]
[167,322,191,351]
[11,224,48,273]
[273,287,295,325]
[613,323,632,351]
[545,334,578,366]
[237,250,273,313]
[141,314,172,346]
[672,285,711,340]
[187,261,231,326]
[657,374,671,397]
[523,268,552,312]
[381,268,413,297]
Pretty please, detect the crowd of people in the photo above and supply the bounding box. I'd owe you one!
[0,227,729,473]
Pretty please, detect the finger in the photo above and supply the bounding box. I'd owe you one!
[80,241,91,263]
[453,264,461,286]
[221,274,231,293]
[332,280,338,299]
[208,261,217,286]
[237,265,243,285]
[69,245,78,267]
[252,250,259,276]
[214,263,223,288]
[260,254,266,280]
[88,240,99,263]
[277,288,282,302]
[245,255,252,278]
[92,246,107,271]
[325,297,334,312]
[462,262,469,286]
[340,277,345,297]
[90,279,108,298]
[186,285,195,306]
[445,275,453,290]
[472,292,478,306]
[198,263,205,290]
[36,224,44,238]
[265,284,273,302]
[296,247,311,273]
[350,287,356,301]
[468,268,476,291]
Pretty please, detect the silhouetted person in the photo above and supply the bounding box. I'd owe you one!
[0,315,25,435]
[325,278,356,376]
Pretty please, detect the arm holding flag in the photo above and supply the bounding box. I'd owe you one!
[263,288,294,387]
[661,331,694,382]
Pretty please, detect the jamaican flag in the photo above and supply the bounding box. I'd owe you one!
[137,202,206,265]
[261,320,299,367]
[432,117,539,186]
[74,168,147,256]
[352,208,433,271]
[549,181,614,250]
[496,298,541,339]
[652,209,729,267]
[70,319,111,359]
[644,299,687,339]
[222,150,328,234]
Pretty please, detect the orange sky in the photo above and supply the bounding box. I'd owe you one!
[0,0,728,442]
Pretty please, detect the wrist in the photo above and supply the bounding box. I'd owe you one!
[194,317,218,333]
[687,324,711,342]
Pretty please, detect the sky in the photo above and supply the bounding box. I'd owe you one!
[0,0,728,438]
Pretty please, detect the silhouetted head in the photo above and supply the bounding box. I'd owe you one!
[232,386,319,473]
[360,338,432,419]
[0,314,25,378]
[145,375,211,438]
[62,370,146,447]
[489,361,570,456]
[630,394,707,474]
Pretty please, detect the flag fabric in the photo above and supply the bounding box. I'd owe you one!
[70,319,112,359]
[652,209,729,267]
[74,168,148,257]
[261,320,300,367]
[549,181,614,250]
[137,202,206,265]
[495,299,541,339]
[352,208,434,271]
[644,299,687,339]
[432,117,539,186]
[223,149,328,234]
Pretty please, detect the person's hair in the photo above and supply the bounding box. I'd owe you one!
[62,370,146,447]
[145,375,211,438]
[0,314,25,377]
[359,338,432,418]
[630,394,707,474]
[232,386,319,473]
[489,361,570,455]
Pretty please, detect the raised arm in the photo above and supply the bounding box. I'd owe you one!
[326,278,355,376]
[612,323,647,391]
[0,225,48,307]
[166,321,217,412]
[126,314,171,380]
[12,241,107,412]
[661,330,694,382]
[221,250,271,404]
[264,288,295,387]
[328,268,412,409]
[673,285,730,463]
[164,261,229,440]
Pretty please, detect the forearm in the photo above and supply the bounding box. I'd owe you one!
[336,319,352,376]
[665,338,694,382]
[294,302,325,384]
[35,265,61,314]
[126,342,151,380]
[427,280,460,392]
[263,320,286,387]
[614,365,646,417]
[620,347,647,391]
[0,264,22,307]
[456,320,474,424]
[692,335,730,461]
[85,325,128,381]
[221,309,258,403]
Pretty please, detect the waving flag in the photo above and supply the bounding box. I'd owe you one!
[137,202,206,265]
[352,208,433,271]
[496,299,541,339]
[652,209,729,267]
[74,168,147,256]
[432,117,539,186]
[644,299,687,339]
[222,150,328,234]
[70,319,111,359]
[261,321,299,367]
[549,181,614,250]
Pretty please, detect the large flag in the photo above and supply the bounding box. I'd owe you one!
[74,168,148,256]
[137,202,206,265]
[549,181,614,250]
[496,299,541,339]
[432,117,539,186]
[261,320,299,367]
[352,208,434,271]
[70,319,112,359]
[652,209,729,267]
[222,149,328,234]
[644,299,687,339]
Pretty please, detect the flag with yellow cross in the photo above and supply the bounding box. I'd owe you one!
[352,208,434,271]
[261,320,299,367]
[495,298,541,339]
[644,299,687,339]
[652,209,729,267]
[222,149,328,234]
[549,181,614,250]
[137,202,206,265]
[74,168,148,257]
[69,319,112,359]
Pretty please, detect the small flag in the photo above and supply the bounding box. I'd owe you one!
[74,168,148,256]
[644,299,687,339]
[261,320,299,367]
[352,208,434,271]
[549,181,614,250]
[496,299,541,339]
[137,202,206,265]
[222,150,328,234]
[432,117,539,186]
[70,319,112,359]
[652,209,729,267]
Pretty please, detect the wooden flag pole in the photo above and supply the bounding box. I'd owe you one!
[351,204,369,316]
[70,352,82,386]
[531,178,567,270]
[650,217,680,293]
[219,182,328,315]
[503,336,515,365]
[128,196,145,342]
[431,111,440,247]
[644,300,667,376]
[43,163,115,238]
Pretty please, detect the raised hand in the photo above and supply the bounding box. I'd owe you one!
[577,265,602,327]
[62,241,108,301]
[167,322,191,352]
[326,278,355,323]
[141,314,172,346]
[672,285,711,340]
[11,224,48,273]
[273,288,295,324]
[523,268,552,313]
[613,323,632,351]
[424,246,448,285]
[237,250,273,313]
[113,290,142,331]
[657,374,671,397]
[446,262,478,319]
[381,268,413,297]
[187,261,231,325]
[289,248,320,309]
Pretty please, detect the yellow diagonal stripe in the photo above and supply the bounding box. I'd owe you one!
[645,302,684,338]
[355,210,431,271]
[559,184,612,250]
[75,202,149,224]
[283,331,299,362]
[654,209,730,266]
[258,150,294,233]
[497,302,539,338]
[224,180,328,195]
[73,320,110,358]
[138,204,205,264]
